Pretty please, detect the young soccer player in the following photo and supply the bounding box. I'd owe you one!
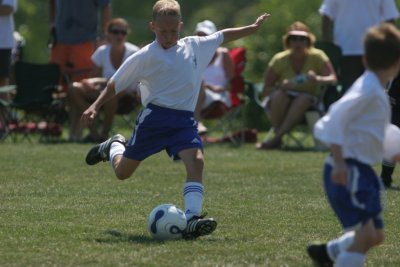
[307,23,400,267]
[81,0,270,239]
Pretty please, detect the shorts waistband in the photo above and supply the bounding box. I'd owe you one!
[146,103,194,116]
[325,155,369,167]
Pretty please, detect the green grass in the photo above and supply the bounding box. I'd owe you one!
[1,137,400,266]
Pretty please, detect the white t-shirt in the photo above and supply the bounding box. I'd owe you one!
[0,0,17,49]
[319,0,399,55]
[202,49,232,108]
[314,71,390,165]
[91,42,140,79]
[111,32,224,112]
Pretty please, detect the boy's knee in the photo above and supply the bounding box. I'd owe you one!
[364,230,384,248]
[114,169,131,180]
[374,231,384,246]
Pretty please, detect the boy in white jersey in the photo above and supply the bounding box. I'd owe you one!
[81,0,270,239]
[307,23,400,267]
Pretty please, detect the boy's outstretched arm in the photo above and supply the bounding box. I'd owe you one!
[221,13,270,44]
[81,81,117,126]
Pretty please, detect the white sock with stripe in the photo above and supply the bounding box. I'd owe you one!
[183,181,204,220]
[335,251,365,267]
[327,231,355,261]
[110,141,125,167]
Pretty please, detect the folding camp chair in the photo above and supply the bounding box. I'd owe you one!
[0,85,17,141]
[7,62,67,142]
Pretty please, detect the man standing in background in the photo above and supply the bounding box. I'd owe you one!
[48,0,112,83]
[0,0,17,95]
[319,0,399,94]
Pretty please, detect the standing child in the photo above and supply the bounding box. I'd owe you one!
[81,0,270,239]
[307,23,400,266]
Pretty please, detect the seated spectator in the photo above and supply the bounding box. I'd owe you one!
[193,20,235,134]
[68,18,140,142]
[256,21,337,150]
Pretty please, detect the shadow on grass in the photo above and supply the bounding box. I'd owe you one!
[94,229,220,244]
[94,229,154,244]
[94,229,186,244]
[387,185,400,191]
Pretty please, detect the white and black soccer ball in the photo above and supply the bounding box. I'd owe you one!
[147,204,187,240]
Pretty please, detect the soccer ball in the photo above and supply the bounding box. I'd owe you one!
[147,204,187,240]
[383,124,400,162]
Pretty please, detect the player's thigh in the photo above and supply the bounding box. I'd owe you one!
[114,156,141,180]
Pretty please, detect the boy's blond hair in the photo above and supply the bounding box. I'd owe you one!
[364,23,400,71]
[152,0,181,21]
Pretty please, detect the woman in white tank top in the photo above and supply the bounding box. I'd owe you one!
[193,20,235,133]
[68,18,140,142]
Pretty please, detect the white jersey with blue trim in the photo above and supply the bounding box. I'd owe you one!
[314,71,390,165]
[110,32,224,112]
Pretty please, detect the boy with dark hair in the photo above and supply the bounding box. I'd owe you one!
[82,0,270,239]
[307,23,400,267]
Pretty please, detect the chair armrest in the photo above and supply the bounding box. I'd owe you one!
[0,85,16,93]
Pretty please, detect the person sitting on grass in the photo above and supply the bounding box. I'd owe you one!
[81,0,270,239]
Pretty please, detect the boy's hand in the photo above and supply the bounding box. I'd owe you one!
[81,106,98,126]
[331,161,347,186]
[254,13,271,28]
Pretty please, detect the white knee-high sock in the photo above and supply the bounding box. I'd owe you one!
[183,181,204,220]
[336,251,365,267]
[110,141,125,167]
[327,231,355,261]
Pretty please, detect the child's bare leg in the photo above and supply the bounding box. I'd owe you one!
[336,219,384,267]
[112,155,141,180]
[179,147,204,182]
[347,220,384,253]
[178,147,216,239]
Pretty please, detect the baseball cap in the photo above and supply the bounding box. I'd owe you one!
[194,20,217,35]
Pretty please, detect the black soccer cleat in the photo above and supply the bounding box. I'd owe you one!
[85,134,126,165]
[307,243,333,267]
[381,175,393,188]
[182,214,217,240]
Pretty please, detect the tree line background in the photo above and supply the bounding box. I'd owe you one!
[14,0,400,83]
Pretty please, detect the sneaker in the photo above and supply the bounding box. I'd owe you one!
[381,176,393,188]
[197,122,208,135]
[182,214,217,240]
[85,134,126,165]
[306,243,333,267]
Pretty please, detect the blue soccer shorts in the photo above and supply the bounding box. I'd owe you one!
[323,156,384,232]
[123,103,203,161]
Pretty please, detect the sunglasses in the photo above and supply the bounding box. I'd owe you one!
[288,35,309,42]
[109,29,128,36]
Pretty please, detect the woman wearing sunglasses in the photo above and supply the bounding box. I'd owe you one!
[257,21,337,150]
[68,18,140,143]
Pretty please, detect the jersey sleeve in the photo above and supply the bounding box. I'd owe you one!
[110,52,142,94]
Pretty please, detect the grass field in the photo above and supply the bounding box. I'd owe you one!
[1,135,400,267]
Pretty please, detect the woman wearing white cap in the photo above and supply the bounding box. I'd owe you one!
[194,20,235,134]
[257,21,337,150]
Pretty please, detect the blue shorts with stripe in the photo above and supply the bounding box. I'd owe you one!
[323,157,384,231]
[123,103,203,161]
